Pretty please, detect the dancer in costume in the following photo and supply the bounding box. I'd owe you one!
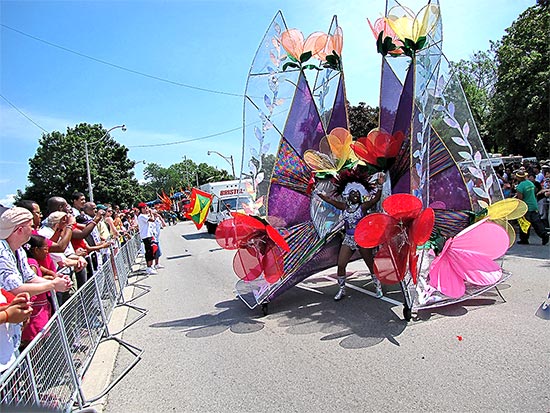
[315,169,383,300]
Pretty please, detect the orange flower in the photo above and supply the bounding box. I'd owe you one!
[280,28,343,63]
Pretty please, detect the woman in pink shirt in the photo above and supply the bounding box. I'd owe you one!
[20,234,56,349]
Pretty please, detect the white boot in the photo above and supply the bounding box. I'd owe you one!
[334,276,346,301]
[372,275,383,298]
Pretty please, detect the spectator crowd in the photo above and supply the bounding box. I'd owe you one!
[0,191,166,376]
[494,158,550,245]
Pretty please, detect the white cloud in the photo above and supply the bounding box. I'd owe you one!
[0,194,16,207]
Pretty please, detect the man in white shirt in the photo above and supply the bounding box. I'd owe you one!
[137,203,157,275]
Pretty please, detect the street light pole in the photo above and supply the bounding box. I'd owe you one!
[207,150,235,178]
[85,124,126,202]
[85,140,93,201]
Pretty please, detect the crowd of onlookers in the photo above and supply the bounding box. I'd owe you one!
[0,191,167,376]
[494,159,550,244]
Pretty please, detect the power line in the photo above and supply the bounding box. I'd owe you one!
[1,23,245,98]
[0,93,48,133]
[128,126,243,148]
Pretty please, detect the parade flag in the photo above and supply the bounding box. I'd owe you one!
[186,188,213,230]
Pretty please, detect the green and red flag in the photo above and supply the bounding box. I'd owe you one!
[186,188,213,230]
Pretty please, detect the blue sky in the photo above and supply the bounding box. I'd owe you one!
[0,0,534,205]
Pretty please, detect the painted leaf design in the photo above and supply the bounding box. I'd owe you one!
[254,126,262,141]
[451,137,467,146]
[270,52,278,67]
[448,102,455,117]
[462,122,470,138]
[474,151,482,163]
[473,186,488,198]
[478,200,489,209]
[444,117,460,129]
[458,151,472,160]
[248,160,258,176]
[264,94,272,109]
[468,167,484,179]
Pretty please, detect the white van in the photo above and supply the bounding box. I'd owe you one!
[199,179,252,234]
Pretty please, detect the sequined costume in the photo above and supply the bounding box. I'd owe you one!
[342,204,363,250]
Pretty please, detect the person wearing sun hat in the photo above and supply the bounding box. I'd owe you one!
[0,207,72,296]
[515,171,549,245]
[0,207,72,367]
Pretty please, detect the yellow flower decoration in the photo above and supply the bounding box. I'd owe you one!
[385,4,440,55]
[304,127,357,176]
[485,198,528,247]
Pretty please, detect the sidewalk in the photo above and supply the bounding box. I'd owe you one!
[79,258,147,413]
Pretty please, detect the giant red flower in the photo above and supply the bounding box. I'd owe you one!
[350,128,405,169]
[215,212,290,284]
[355,194,434,285]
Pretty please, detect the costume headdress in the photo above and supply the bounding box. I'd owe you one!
[332,168,374,199]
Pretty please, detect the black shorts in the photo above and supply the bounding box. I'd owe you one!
[142,237,154,262]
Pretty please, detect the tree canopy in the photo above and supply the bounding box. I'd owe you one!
[490,2,549,158]
[452,48,498,153]
[19,123,140,208]
[348,102,379,137]
[140,159,232,201]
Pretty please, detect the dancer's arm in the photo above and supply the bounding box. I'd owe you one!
[360,187,382,214]
[316,192,346,210]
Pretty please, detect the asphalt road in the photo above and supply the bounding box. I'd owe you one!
[103,221,550,413]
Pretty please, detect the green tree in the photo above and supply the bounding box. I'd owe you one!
[452,48,498,152]
[140,159,231,201]
[348,102,379,137]
[490,2,550,158]
[20,123,140,209]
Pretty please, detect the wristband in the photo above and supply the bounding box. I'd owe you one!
[2,309,8,323]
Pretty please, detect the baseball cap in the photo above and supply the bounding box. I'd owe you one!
[137,202,147,209]
[96,204,108,211]
[0,207,33,239]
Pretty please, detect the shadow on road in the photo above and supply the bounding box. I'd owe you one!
[166,253,192,260]
[149,299,266,337]
[264,284,407,349]
[150,281,408,349]
[149,276,509,350]
[181,233,212,241]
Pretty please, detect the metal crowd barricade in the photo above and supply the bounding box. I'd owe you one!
[0,232,145,411]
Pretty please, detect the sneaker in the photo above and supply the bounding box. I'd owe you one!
[517,240,529,245]
[543,235,549,246]
[145,267,157,275]
[155,264,165,269]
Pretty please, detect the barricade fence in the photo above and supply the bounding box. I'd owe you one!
[0,232,147,411]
